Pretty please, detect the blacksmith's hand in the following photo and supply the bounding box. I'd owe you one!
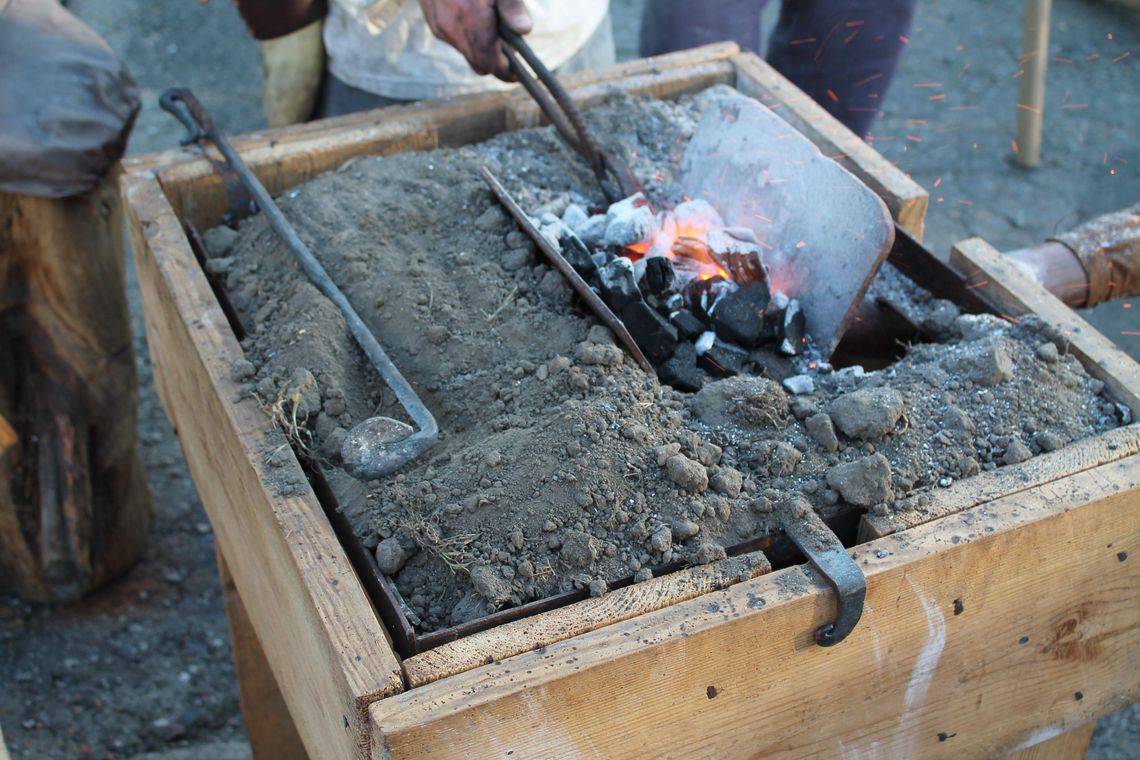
[419,0,533,81]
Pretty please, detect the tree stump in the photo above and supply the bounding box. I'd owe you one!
[0,172,152,602]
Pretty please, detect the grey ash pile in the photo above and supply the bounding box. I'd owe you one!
[207,90,1128,634]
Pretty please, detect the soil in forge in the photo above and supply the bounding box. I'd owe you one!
[207,88,1127,634]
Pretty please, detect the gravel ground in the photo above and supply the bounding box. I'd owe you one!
[1,1,1135,757]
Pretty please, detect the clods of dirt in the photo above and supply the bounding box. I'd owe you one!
[212,90,1126,634]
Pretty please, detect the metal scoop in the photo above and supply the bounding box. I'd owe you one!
[160,88,438,480]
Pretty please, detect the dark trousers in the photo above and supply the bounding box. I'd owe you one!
[640,0,916,136]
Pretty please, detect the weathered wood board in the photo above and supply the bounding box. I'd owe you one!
[121,44,1138,759]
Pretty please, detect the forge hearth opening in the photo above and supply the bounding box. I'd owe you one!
[538,191,808,391]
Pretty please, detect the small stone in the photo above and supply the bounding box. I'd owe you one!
[588,578,608,597]
[826,453,893,507]
[783,374,815,395]
[946,335,1015,386]
[655,443,682,466]
[665,453,709,493]
[475,206,507,231]
[634,568,653,583]
[469,564,512,606]
[560,529,597,567]
[694,441,723,467]
[374,537,416,576]
[805,413,839,452]
[230,358,255,382]
[827,387,905,440]
[203,225,240,257]
[501,247,532,271]
[671,518,700,541]
[575,340,624,366]
[1001,439,1033,465]
[708,466,744,497]
[1036,342,1060,363]
[694,542,727,565]
[790,397,819,421]
[284,367,321,419]
[650,525,673,553]
[1034,431,1064,452]
[588,324,615,344]
[753,440,802,477]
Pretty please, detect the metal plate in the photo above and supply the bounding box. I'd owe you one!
[674,93,896,358]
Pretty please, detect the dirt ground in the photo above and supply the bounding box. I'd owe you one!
[1,1,1136,758]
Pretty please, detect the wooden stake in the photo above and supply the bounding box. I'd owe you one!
[0,173,152,601]
[1015,0,1053,168]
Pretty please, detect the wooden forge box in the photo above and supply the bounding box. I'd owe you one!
[120,46,1139,759]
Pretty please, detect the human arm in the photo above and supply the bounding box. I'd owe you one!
[418,0,533,80]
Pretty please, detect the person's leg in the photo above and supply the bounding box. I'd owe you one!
[314,69,406,119]
[767,0,916,137]
[639,0,766,57]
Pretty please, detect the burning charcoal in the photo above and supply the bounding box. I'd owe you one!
[707,229,768,286]
[673,198,724,232]
[723,226,759,244]
[669,308,706,340]
[684,275,735,324]
[597,258,641,313]
[621,300,679,364]
[661,293,684,315]
[696,336,749,378]
[761,290,790,341]
[604,193,655,248]
[639,256,678,308]
[778,300,806,356]
[562,203,589,230]
[557,228,596,279]
[711,281,771,348]
[657,341,707,392]
[575,214,608,248]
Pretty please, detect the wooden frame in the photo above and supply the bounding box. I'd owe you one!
[121,45,1138,759]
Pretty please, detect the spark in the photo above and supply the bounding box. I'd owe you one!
[1054,56,1074,64]
[906,135,923,142]
[1112,51,1131,63]
[1012,139,1020,154]
[827,88,839,103]
[789,37,817,45]
[928,93,946,101]
[899,34,910,44]
[1122,331,1140,336]
[913,82,943,88]
[965,280,990,290]
[1017,103,1042,114]
[854,72,884,88]
[933,177,942,187]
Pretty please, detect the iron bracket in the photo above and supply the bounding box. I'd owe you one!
[780,504,866,646]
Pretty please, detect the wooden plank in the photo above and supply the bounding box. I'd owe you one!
[1005,720,1095,759]
[124,89,512,177]
[122,173,401,760]
[506,60,738,131]
[731,53,930,241]
[403,551,772,687]
[154,120,438,232]
[950,237,1140,414]
[370,455,1140,759]
[217,548,308,760]
[860,424,1140,539]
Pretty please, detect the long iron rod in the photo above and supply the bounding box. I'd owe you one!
[160,88,437,478]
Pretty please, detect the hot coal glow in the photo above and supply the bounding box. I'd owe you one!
[541,192,808,390]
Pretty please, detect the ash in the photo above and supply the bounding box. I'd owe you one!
[211,90,1126,634]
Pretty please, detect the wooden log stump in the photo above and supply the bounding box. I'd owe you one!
[0,172,152,602]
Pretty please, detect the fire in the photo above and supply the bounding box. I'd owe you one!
[618,198,743,285]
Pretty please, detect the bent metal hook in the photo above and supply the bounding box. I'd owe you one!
[160,88,438,480]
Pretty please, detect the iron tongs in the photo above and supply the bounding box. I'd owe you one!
[497,22,643,204]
